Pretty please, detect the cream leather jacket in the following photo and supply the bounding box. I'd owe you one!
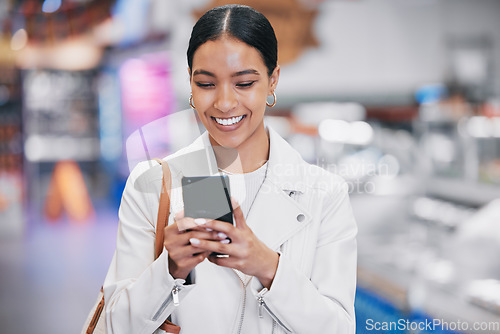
[103,127,357,334]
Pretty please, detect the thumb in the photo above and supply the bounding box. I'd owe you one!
[231,197,246,229]
[174,209,185,220]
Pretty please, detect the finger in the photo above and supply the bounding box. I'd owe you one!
[203,219,235,236]
[230,197,241,210]
[189,224,214,232]
[169,244,210,260]
[167,228,223,249]
[165,221,184,235]
[175,217,208,231]
[181,251,209,267]
[207,253,236,268]
[164,226,196,249]
[187,230,227,241]
[193,250,211,257]
[189,238,232,255]
[174,209,185,220]
[230,197,246,230]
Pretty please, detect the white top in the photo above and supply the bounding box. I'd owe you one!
[219,161,269,220]
[219,162,269,291]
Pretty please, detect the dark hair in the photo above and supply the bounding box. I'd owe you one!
[187,4,278,76]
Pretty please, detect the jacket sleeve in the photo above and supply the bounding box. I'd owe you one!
[102,161,195,334]
[251,178,357,334]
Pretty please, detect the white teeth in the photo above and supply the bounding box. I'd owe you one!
[214,115,244,126]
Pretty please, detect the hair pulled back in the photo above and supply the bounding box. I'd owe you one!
[187,5,278,76]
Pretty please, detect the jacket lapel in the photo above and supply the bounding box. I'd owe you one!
[245,127,313,251]
[246,179,311,251]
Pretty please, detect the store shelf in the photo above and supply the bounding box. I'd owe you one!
[358,259,500,334]
[426,177,500,207]
[354,184,500,334]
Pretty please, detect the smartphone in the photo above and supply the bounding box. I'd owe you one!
[182,175,234,225]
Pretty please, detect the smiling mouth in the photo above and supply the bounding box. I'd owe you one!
[211,115,246,126]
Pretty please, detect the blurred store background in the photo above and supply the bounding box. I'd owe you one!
[1,0,500,333]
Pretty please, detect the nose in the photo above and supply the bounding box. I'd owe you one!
[213,85,238,113]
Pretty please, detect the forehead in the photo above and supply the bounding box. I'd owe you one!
[192,37,267,74]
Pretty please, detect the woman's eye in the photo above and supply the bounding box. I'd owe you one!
[195,82,214,88]
[236,81,256,88]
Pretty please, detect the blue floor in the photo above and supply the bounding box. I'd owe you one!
[0,206,119,334]
[355,286,463,334]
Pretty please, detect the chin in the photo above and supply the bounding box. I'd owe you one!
[209,132,245,149]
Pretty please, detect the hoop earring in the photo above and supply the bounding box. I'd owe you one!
[266,91,277,108]
[189,94,196,109]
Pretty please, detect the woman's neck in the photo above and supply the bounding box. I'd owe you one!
[211,124,269,174]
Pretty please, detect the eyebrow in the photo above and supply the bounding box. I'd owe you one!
[192,69,260,77]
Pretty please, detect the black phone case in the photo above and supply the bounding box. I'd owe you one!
[181,175,234,224]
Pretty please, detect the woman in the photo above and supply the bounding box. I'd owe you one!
[103,4,357,334]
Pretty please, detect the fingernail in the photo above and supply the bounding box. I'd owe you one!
[217,232,227,239]
[205,228,213,232]
[220,239,230,244]
[189,238,200,245]
[194,218,207,225]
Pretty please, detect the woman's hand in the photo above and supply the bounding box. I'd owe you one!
[188,199,279,289]
[164,211,227,280]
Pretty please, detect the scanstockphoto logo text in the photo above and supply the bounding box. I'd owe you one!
[365,318,500,332]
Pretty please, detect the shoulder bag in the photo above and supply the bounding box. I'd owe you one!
[81,159,181,334]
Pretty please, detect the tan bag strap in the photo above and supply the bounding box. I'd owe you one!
[85,288,104,334]
[160,320,181,334]
[154,158,172,259]
[153,159,180,333]
[86,159,173,334]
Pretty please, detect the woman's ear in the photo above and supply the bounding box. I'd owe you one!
[268,65,280,94]
[187,66,192,81]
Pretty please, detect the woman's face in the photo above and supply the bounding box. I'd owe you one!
[190,36,279,150]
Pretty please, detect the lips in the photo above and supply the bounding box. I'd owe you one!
[211,115,246,126]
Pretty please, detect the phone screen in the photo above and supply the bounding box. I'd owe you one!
[182,175,233,224]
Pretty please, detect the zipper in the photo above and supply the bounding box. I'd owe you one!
[261,301,291,332]
[152,283,182,321]
[256,288,268,319]
[258,296,277,334]
[235,274,247,334]
[171,286,180,306]
[256,288,292,333]
[258,296,264,318]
